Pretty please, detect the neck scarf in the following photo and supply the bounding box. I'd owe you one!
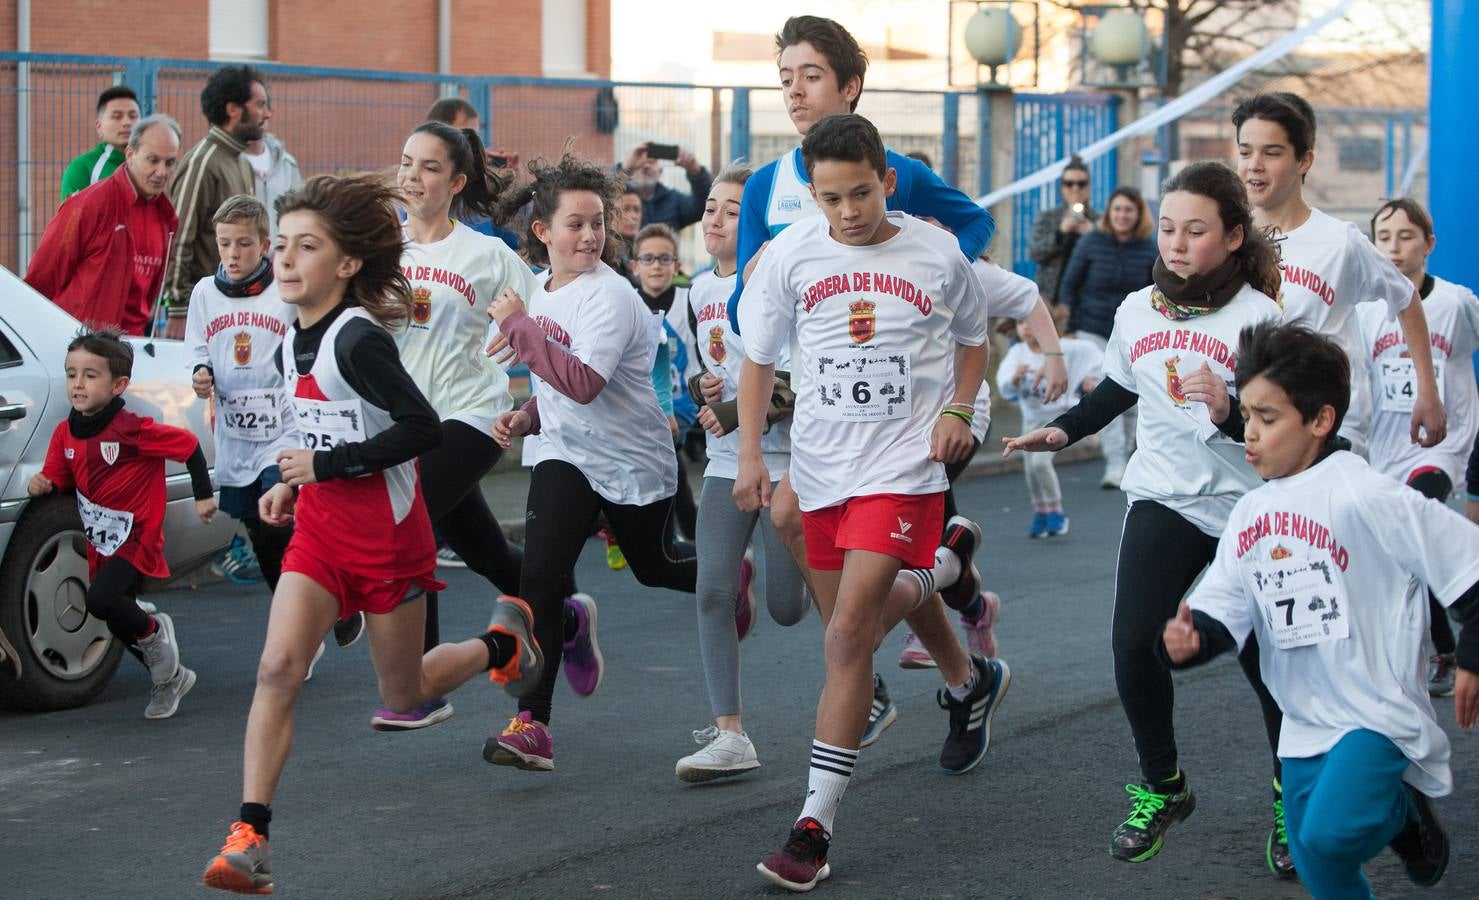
[1148,256,1245,321]
[69,396,125,439]
[215,258,274,298]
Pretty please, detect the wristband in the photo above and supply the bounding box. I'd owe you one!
[1043,351,1064,358]
[946,401,975,411]
[940,409,974,425]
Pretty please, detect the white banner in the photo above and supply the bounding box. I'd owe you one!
[976,0,1358,209]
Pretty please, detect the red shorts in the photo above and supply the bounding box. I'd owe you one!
[282,544,446,621]
[800,492,945,571]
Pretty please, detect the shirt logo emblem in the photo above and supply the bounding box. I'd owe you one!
[779,194,802,212]
[1270,544,1292,560]
[849,300,876,344]
[233,331,252,366]
[708,326,727,364]
[1164,356,1187,405]
[64,448,75,459]
[100,442,120,466]
[411,286,433,325]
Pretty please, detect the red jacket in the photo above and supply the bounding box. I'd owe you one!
[24,165,178,335]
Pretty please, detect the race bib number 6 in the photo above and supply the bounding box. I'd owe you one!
[293,398,367,450]
[76,492,134,556]
[815,349,910,422]
[1249,553,1349,650]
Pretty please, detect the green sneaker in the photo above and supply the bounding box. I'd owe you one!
[1110,776,1197,862]
[1267,779,1297,878]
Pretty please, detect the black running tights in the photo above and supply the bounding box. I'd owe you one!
[1113,501,1283,785]
[243,517,292,592]
[420,420,526,649]
[1408,470,1457,655]
[87,556,147,645]
[518,459,696,725]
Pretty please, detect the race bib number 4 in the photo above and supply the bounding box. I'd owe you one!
[1250,554,1349,650]
[219,389,286,441]
[1379,358,1444,413]
[293,398,367,450]
[76,492,134,556]
[815,349,910,422]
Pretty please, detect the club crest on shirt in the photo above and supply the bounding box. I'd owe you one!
[64,448,75,459]
[849,300,877,344]
[708,326,727,364]
[1164,356,1187,405]
[100,442,120,465]
[411,287,432,325]
[233,331,252,366]
[1270,544,1292,561]
[778,195,803,212]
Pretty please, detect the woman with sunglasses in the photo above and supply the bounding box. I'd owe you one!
[1027,157,1098,306]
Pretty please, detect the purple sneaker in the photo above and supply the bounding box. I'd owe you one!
[370,696,453,732]
[483,710,554,771]
[736,549,757,642]
[562,593,604,697]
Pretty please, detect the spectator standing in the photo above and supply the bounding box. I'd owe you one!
[60,85,140,201]
[619,142,712,232]
[423,97,521,252]
[1028,157,1097,304]
[1058,186,1158,489]
[24,115,181,335]
[161,65,269,338]
[241,132,301,240]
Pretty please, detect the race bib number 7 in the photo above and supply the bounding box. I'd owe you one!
[1250,553,1349,650]
[76,492,134,556]
[815,349,911,422]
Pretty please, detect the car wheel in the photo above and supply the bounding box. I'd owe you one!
[0,495,122,711]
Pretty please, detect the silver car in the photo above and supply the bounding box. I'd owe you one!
[0,268,235,711]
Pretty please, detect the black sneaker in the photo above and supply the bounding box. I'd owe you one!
[757,817,832,892]
[1266,780,1296,879]
[859,674,896,748]
[334,611,365,648]
[1389,783,1449,887]
[936,654,1010,774]
[1110,776,1196,862]
[937,516,982,612]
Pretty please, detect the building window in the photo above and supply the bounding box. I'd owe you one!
[543,0,589,77]
[1338,137,1383,173]
[210,0,269,61]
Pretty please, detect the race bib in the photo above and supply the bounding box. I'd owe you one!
[76,492,134,556]
[1379,358,1445,413]
[1250,553,1349,650]
[219,389,286,441]
[293,398,367,451]
[815,349,911,422]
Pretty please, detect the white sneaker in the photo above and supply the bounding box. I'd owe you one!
[1100,461,1127,490]
[136,611,180,685]
[304,641,327,682]
[145,665,196,719]
[676,726,761,783]
[436,546,467,569]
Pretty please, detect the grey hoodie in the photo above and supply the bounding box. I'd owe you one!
[250,134,303,239]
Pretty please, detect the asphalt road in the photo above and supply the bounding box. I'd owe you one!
[3,460,1476,899]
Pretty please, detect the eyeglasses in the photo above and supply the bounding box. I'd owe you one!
[1062,179,1089,188]
[636,255,678,266]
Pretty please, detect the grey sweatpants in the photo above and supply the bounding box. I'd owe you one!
[696,475,811,718]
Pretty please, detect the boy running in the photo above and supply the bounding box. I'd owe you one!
[736,114,1007,891]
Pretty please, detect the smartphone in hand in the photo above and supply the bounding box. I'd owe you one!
[646,143,679,161]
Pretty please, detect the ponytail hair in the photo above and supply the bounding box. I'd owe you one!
[496,148,625,270]
[275,174,413,328]
[408,120,511,223]
[1161,161,1281,300]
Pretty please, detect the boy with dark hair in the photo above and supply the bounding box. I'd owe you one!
[1161,320,1479,899]
[61,85,141,200]
[736,114,1006,891]
[28,329,218,719]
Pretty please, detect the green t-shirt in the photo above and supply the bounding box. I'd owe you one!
[60,143,125,201]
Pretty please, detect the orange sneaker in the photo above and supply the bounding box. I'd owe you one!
[486,596,543,697]
[203,821,273,894]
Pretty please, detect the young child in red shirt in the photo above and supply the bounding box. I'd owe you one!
[28,329,217,719]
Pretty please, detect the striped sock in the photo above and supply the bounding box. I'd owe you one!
[900,568,935,610]
[799,740,857,835]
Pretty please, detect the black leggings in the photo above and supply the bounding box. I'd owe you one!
[1408,470,1457,655]
[518,459,696,724]
[243,517,292,592]
[1113,501,1283,785]
[672,451,697,540]
[420,420,526,649]
[942,436,983,522]
[88,556,148,645]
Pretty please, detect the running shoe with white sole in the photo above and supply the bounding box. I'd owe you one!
[1429,653,1456,698]
[859,673,897,748]
[136,611,180,685]
[562,593,603,696]
[757,817,832,892]
[145,665,196,719]
[371,697,453,732]
[937,655,1009,774]
[962,591,1001,659]
[487,596,543,697]
[435,545,467,569]
[897,631,937,669]
[676,726,761,783]
[1110,775,1196,862]
[484,710,554,771]
[333,611,365,648]
[203,821,272,895]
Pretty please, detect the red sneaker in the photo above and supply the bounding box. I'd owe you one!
[757,817,832,892]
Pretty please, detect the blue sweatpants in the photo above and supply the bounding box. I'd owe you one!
[1281,729,1415,900]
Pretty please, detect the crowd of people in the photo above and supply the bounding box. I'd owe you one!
[14,12,1479,899]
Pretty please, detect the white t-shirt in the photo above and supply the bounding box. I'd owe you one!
[240,145,271,182]
[523,262,675,505]
[1277,208,1415,455]
[183,276,300,488]
[398,221,534,433]
[1187,450,1479,796]
[996,337,1103,424]
[739,214,989,511]
[1359,277,1479,490]
[972,258,1041,441]
[1102,283,1283,535]
[688,268,790,481]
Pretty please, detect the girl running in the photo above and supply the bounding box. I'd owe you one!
[202,175,540,895]
[1003,161,1290,875]
[675,163,810,782]
[373,121,595,730]
[486,153,697,772]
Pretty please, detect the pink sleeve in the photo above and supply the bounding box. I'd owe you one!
[502,311,607,404]
[520,396,541,435]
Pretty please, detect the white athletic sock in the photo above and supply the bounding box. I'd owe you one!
[798,740,857,835]
[931,545,962,591]
[900,568,935,611]
[947,666,980,701]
